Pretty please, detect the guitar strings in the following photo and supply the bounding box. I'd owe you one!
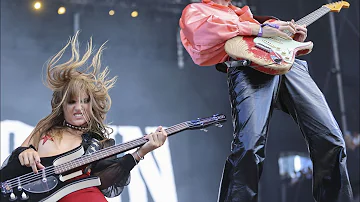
[4,123,192,188]
[5,120,219,188]
[4,137,152,187]
[5,119,222,187]
[297,7,329,26]
[57,122,189,173]
[4,122,184,184]
[5,135,165,187]
[61,122,188,170]
[4,137,151,187]
[299,7,326,24]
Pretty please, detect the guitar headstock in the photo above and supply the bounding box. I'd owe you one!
[186,114,226,130]
[324,1,350,12]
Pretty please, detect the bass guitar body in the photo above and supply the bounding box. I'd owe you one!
[0,146,101,202]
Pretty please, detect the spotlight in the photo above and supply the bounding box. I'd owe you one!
[278,152,313,182]
[131,11,138,18]
[109,10,115,16]
[58,6,66,15]
[34,2,41,10]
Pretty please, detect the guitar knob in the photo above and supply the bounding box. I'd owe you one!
[9,192,17,201]
[20,192,29,200]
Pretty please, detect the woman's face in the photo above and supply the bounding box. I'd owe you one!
[63,92,91,126]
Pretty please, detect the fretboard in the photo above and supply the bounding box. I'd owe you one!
[296,6,331,26]
[54,122,189,174]
[283,6,331,36]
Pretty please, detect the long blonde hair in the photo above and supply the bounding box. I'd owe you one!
[29,32,117,148]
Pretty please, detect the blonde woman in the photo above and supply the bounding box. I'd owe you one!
[1,32,167,201]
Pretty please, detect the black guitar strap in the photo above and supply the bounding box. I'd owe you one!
[215,59,251,73]
[82,136,102,174]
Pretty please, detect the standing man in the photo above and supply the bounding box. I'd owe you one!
[179,0,353,202]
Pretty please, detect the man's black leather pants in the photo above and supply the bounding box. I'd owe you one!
[218,59,353,202]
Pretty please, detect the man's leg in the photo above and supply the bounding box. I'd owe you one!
[218,66,280,202]
[278,59,353,202]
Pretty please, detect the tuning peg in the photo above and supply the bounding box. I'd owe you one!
[215,123,223,128]
[200,128,208,132]
[20,192,29,200]
[9,192,17,201]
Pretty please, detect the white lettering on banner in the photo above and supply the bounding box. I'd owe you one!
[142,127,177,202]
[0,120,34,163]
[0,120,178,202]
[114,126,148,202]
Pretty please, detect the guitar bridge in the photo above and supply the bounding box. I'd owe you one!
[255,43,271,53]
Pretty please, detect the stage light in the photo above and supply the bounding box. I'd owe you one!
[34,2,41,10]
[131,11,138,18]
[109,10,115,16]
[58,6,66,15]
[278,152,313,181]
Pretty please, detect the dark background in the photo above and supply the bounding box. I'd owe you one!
[1,0,359,201]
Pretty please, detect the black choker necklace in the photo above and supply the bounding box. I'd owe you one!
[64,121,87,131]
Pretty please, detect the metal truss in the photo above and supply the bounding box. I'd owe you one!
[60,0,253,14]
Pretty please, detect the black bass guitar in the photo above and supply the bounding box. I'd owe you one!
[1,114,226,201]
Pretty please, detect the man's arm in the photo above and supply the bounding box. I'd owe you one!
[179,5,296,66]
[179,4,261,66]
[180,5,260,46]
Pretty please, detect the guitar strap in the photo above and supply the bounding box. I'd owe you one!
[215,59,251,73]
[82,136,102,174]
[82,135,116,174]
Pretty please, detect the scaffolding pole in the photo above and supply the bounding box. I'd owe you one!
[73,12,80,35]
[326,1,348,134]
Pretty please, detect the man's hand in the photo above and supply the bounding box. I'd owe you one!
[271,19,308,42]
[257,20,297,40]
[291,20,308,42]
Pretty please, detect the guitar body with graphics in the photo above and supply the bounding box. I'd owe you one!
[224,1,350,75]
[0,145,99,202]
[1,114,226,201]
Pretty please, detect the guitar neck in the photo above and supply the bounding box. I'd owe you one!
[295,6,331,27]
[54,122,189,174]
[281,6,331,37]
